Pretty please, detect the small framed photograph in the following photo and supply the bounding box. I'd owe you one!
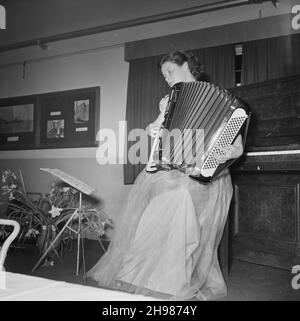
[74,99,89,123]
[47,119,64,139]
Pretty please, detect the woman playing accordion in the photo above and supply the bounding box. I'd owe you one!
[88,51,247,300]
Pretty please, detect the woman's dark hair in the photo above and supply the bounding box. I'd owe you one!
[159,51,208,81]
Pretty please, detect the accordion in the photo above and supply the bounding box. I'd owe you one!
[146,81,251,183]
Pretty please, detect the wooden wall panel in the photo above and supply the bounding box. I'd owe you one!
[237,184,297,242]
[231,173,300,270]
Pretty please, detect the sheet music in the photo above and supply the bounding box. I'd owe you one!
[40,168,95,195]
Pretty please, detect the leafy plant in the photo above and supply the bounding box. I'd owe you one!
[1,169,113,264]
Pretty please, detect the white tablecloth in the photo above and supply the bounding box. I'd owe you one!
[0,272,161,301]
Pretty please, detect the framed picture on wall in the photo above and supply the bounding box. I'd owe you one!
[0,95,37,150]
[74,99,89,124]
[39,86,100,149]
[47,119,65,139]
[0,86,100,150]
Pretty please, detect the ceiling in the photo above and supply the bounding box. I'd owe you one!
[0,0,279,52]
[0,1,264,49]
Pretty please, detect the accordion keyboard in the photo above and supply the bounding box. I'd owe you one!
[201,108,248,178]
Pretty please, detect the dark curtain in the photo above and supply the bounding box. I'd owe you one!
[124,44,235,184]
[192,45,235,88]
[242,34,300,85]
[123,55,169,184]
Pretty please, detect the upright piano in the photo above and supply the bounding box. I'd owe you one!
[228,74,300,270]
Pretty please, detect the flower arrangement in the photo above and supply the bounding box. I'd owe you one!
[0,169,113,265]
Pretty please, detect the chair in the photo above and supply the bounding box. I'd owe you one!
[0,219,20,272]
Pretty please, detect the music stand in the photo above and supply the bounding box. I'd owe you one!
[31,168,102,279]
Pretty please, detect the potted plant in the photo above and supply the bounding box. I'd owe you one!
[1,169,113,266]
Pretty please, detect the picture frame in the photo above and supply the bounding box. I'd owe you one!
[0,87,100,150]
[0,95,37,150]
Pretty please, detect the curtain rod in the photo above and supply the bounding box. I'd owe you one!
[0,0,276,53]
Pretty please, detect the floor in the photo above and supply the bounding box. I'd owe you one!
[3,239,300,301]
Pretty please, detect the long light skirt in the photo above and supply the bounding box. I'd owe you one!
[87,168,233,300]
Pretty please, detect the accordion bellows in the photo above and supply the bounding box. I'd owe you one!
[152,81,250,183]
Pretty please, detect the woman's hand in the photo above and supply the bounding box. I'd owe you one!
[213,134,243,164]
[146,95,169,137]
[159,95,169,113]
[147,122,161,137]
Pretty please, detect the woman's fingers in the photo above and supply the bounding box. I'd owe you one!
[213,143,242,163]
[215,145,230,153]
[213,146,233,163]
[213,153,228,164]
[159,95,169,112]
[150,128,159,137]
[147,123,161,137]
